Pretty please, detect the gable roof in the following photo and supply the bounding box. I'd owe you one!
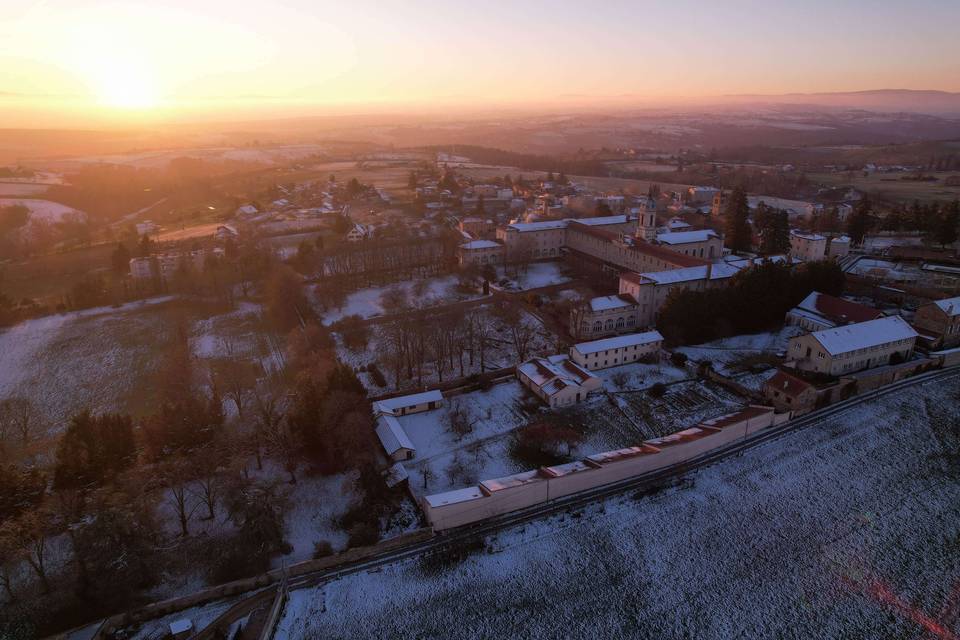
[655,230,719,245]
[931,296,960,318]
[573,330,664,355]
[375,415,415,455]
[809,316,918,356]
[373,390,443,415]
[794,291,883,326]
[764,370,814,397]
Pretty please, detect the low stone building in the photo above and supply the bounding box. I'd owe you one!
[569,330,664,371]
[517,355,602,408]
[569,294,641,339]
[785,291,883,331]
[458,239,504,266]
[654,229,723,260]
[912,295,960,348]
[763,369,818,415]
[373,390,443,417]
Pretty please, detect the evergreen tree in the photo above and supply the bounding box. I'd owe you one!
[110,243,131,274]
[475,194,485,215]
[935,200,959,247]
[846,195,872,245]
[723,186,752,252]
[54,411,136,491]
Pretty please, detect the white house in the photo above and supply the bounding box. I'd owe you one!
[517,355,602,407]
[827,235,850,259]
[569,294,641,339]
[654,229,723,260]
[789,230,827,262]
[569,330,664,371]
[375,415,416,461]
[788,316,918,376]
[373,390,443,417]
[346,223,368,242]
[458,239,504,266]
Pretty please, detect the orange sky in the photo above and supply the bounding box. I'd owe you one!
[1,0,958,128]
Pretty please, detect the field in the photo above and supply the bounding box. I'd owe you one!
[456,165,694,196]
[0,296,272,432]
[810,170,960,204]
[275,376,960,639]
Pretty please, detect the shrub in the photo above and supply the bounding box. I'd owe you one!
[347,522,380,548]
[312,540,334,559]
[649,383,667,398]
[368,362,387,387]
[670,352,688,367]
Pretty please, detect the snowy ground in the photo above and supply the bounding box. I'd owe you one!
[616,379,746,439]
[676,326,802,376]
[336,304,558,394]
[0,197,87,224]
[276,376,960,639]
[495,261,572,291]
[314,274,485,326]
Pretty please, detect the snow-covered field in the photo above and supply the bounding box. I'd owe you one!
[0,182,49,196]
[0,297,177,428]
[0,197,87,224]
[314,275,484,326]
[616,379,746,439]
[276,376,960,639]
[495,261,572,291]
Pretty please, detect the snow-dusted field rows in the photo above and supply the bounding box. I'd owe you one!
[276,378,960,639]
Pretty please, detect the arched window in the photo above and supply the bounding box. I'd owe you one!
[615,317,625,329]
[604,319,614,330]
[593,321,602,332]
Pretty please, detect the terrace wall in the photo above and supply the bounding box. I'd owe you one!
[423,406,779,530]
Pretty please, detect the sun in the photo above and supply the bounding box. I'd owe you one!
[92,59,159,110]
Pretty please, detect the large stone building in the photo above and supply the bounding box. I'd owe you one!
[912,295,960,348]
[569,294,641,339]
[787,316,918,377]
[654,229,723,260]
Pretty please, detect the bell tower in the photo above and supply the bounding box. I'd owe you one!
[636,197,657,242]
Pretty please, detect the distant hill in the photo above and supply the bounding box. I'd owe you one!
[720,90,960,115]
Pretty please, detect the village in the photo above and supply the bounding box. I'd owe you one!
[1,144,960,639]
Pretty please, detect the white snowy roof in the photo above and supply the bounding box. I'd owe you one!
[573,214,630,226]
[637,262,741,285]
[809,316,918,356]
[460,240,501,250]
[375,415,415,455]
[588,295,636,312]
[573,330,664,355]
[790,230,825,241]
[423,486,486,508]
[517,354,597,394]
[169,620,193,634]
[373,390,443,414]
[506,220,568,232]
[931,296,960,317]
[655,230,719,245]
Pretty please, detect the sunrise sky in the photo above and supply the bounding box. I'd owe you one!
[1,0,959,127]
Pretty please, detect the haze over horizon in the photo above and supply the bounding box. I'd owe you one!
[2,0,959,128]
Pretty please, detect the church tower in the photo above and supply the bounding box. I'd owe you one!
[636,196,657,242]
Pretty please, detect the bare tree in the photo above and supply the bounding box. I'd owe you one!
[0,397,42,445]
[8,508,53,593]
[250,382,287,471]
[157,461,199,537]
[211,352,258,420]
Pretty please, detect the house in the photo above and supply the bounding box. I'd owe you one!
[517,355,602,407]
[135,220,159,237]
[235,204,259,217]
[763,369,818,415]
[129,256,155,279]
[785,291,883,331]
[687,186,720,204]
[373,390,443,417]
[569,294,641,339]
[215,224,238,241]
[912,295,960,348]
[375,415,416,461]
[569,330,664,371]
[458,239,504,266]
[787,316,918,376]
[789,230,827,262]
[345,223,368,242]
[169,620,193,640]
